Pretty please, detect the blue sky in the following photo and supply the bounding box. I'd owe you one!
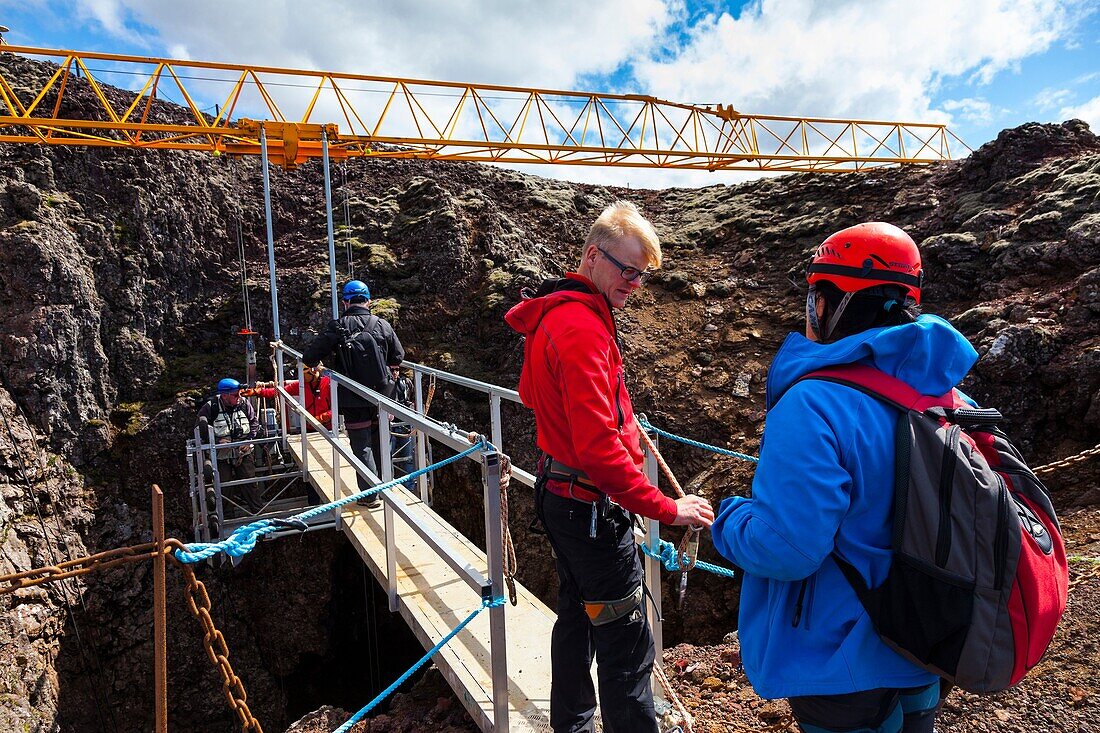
[2,1,1097,188]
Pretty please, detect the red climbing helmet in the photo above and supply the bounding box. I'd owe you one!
[806,222,923,304]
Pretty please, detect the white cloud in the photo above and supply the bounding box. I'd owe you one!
[62,0,1087,188]
[633,0,1075,121]
[73,0,148,48]
[79,0,674,89]
[1033,87,1074,110]
[941,98,994,124]
[1059,94,1100,130]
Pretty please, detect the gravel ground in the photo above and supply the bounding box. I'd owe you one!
[658,507,1100,733]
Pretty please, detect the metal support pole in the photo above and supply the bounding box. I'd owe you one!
[208,425,225,537]
[260,126,288,450]
[330,376,343,527]
[322,133,345,522]
[482,450,509,732]
[642,430,663,661]
[192,426,208,543]
[413,369,430,504]
[297,357,309,476]
[385,490,398,612]
[322,131,340,320]
[489,392,503,454]
[379,406,393,483]
[152,484,168,733]
[380,404,398,611]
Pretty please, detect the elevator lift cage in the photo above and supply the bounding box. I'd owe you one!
[185,391,421,545]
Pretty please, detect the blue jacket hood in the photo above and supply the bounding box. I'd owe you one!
[765,314,978,409]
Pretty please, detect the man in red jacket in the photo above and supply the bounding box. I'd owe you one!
[506,200,713,733]
[246,364,332,430]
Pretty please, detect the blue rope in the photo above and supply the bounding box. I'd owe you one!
[175,441,486,563]
[641,539,740,579]
[332,596,506,733]
[638,417,758,464]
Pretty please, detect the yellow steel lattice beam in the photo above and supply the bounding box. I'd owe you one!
[0,46,970,170]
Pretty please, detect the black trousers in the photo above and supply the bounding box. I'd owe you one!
[789,681,939,733]
[216,451,262,512]
[539,490,657,733]
[344,405,381,491]
[347,422,380,492]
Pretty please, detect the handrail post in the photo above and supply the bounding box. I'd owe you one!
[641,426,663,667]
[296,356,309,477]
[380,402,399,612]
[208,425,225,539]
[190,428,206,542]
[329,373,343,529]
[379,405,393,483]
[152,485,167,733]
[413,369,430,504]
[481,448,509,732]
[489,392,503,456]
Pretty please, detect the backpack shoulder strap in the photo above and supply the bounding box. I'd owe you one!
[801,364,956,412]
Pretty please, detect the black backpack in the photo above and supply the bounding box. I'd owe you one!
[335,315,395,397]
[801,364,1068,693]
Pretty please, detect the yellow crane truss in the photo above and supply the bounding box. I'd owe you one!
[0,46,968,171]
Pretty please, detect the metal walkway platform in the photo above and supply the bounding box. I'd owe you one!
[289,432,555,732]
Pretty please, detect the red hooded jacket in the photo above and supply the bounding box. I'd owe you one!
[505,273,677,524]
[254,377,332,430]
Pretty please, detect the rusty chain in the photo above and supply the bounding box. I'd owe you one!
[1033,442,1100,475]
[0,541,160,595]
[167,540,263,733]
[3,539,264,732]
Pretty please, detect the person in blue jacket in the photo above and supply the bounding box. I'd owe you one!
[712,222,979,733]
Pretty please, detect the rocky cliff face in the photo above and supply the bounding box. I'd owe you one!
[1,53,1098,732]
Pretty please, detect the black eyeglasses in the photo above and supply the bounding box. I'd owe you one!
[598,247,654,284]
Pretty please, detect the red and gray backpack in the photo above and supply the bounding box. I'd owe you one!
[803,364,1069,693]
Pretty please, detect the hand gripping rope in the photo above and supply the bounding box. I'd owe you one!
[174,441,486,564]
[635,421,704,573]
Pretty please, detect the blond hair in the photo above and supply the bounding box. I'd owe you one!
[582,200,662,268]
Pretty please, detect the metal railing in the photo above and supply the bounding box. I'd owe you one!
[186,426,328,544]
[274,344,510,731]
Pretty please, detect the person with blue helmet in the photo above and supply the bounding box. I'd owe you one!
[712,223,978,733]
[196,376,263,513]
[303,279,405,509]
[342,280,371,300]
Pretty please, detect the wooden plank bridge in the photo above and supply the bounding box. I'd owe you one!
[288,432,556,732]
